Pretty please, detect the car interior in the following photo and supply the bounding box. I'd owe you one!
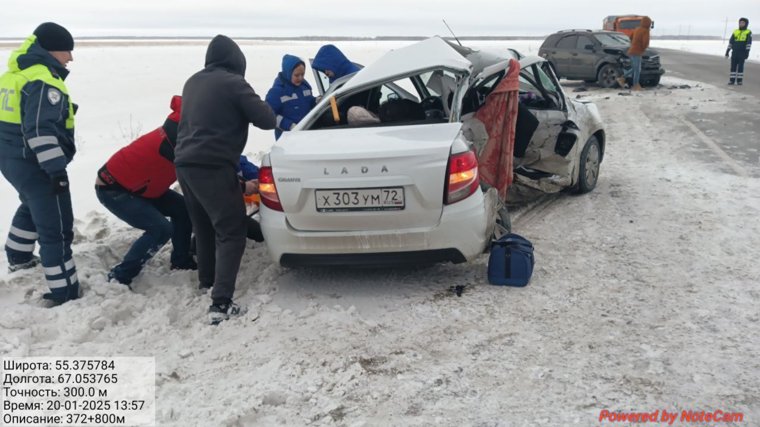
[304,61,546,163]
[307,68,467,130]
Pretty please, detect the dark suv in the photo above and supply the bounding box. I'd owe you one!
[539,30,665,88]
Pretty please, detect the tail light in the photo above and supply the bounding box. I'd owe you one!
[258,166,283,212]
[444,150,479,205]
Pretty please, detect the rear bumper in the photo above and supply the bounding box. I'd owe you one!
[260,190,490,266]
[280,249,466,267]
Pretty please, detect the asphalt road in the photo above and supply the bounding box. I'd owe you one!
[657,48,760,97]
[656,48,760,175]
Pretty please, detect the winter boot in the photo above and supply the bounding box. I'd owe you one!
[632,84,643,91]
[107,270,133,290]
[616,77,627,88]
[171,259,198,271]
[208,301,246,325]
[8,255,41,273]
[41,283,79,307]
[728,79,736,85]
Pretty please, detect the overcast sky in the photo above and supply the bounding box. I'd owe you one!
[2,1,758,38]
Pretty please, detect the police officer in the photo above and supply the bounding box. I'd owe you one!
[726,17,752,85]
[0,23,79,305]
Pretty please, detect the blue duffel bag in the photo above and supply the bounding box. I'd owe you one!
[487,233,535,287]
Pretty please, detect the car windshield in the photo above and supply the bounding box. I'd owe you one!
[595,33,630,47]
[619,20,641,29]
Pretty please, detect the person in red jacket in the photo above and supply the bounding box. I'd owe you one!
[95,96,196,286]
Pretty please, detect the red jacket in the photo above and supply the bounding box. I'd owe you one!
[101,96,181,199]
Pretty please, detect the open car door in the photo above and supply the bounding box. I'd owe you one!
[514,58,580,192]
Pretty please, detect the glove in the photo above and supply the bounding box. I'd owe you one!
[51,173,70,194]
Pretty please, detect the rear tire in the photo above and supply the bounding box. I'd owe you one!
[597,64,622,88]
[575,135,601,194]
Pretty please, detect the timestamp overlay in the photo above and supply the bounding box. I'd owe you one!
[2,357,155,426]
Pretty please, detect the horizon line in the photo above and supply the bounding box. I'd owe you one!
[0,34,724,42]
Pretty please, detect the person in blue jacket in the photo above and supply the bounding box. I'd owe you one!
[0,23,79,305]
[265,55,316,140]
[311,44,360,82]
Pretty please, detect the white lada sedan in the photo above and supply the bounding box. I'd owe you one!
[259,37,605,267]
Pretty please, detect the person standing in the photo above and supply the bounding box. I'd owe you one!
[265,54,316,140]
[96,96,196,287]
[0,23,79,305]
[618,16,652,91]
[726,18,752,85]
[174,35,275,324]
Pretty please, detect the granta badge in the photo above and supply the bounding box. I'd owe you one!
[47,88,62,105]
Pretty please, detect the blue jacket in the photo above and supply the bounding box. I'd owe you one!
[265,54,316,140]
[0,37,75,178]
[311,45,360,82]
[238,155,259,180]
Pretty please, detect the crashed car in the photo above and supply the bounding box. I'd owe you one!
[258,37,605,267]
[539,29,665,88]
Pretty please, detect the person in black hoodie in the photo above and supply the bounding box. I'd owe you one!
[725,18,752,85]
[174,35,275,325]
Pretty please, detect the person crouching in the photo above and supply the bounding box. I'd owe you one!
[96,96,196,287]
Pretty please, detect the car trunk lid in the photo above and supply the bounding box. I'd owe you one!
[269,123,462,231]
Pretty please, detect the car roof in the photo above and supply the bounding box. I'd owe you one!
[551,29,626,36]
[518,55,547,69]
[339,37,509,93]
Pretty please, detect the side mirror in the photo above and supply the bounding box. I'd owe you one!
[585,44,595,51]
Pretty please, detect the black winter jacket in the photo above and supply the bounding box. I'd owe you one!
[175,35,275,169]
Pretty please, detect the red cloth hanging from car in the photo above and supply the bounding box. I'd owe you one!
[474,58,520,201]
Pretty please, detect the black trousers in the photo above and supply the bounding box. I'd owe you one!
[176,166,246,304]
[730,57,746,82]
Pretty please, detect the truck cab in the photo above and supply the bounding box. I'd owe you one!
[602,15,654,39]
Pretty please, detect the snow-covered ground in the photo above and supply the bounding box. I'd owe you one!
[1,41,759,426]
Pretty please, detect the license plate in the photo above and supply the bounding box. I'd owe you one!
[315,187,405,212]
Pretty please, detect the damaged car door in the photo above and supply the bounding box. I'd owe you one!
[515,60,580,192]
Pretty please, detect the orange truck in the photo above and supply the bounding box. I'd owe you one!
[603,15,654,38]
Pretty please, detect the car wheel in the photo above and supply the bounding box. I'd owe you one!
[642,76,661,87]
[597,64,622,88]
[575,135,601,194]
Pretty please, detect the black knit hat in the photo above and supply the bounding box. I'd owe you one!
[33,22,74,51]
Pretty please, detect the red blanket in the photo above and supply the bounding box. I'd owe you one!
[475,59,520,201]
